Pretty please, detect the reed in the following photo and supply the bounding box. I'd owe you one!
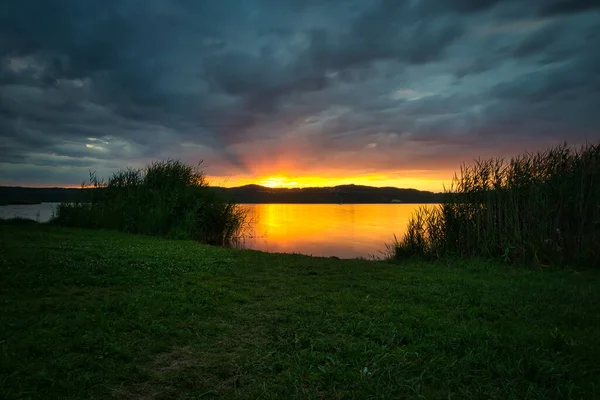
[52,160,247,245]
[393,142,600,267]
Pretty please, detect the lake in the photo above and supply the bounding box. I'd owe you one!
[0,203,430,259]
[0,203,60,223]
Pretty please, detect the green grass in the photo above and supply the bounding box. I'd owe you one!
[1,225,600,399]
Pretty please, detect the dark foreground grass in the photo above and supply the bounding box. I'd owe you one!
[1,225,600,399]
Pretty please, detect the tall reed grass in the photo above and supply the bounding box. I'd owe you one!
[393,143,600,267]
[52,160,247,245]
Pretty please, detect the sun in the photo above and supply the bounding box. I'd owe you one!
[259,176,299,188]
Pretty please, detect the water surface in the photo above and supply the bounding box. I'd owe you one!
[239,203,428,258]
[0,203,59,223]
[0,202,430,259]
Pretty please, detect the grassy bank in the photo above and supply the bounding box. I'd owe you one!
[1,224,600,399]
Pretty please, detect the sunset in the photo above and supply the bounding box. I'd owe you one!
[2,1,600,398]
[2,0,599,188]
[217,172,448,191]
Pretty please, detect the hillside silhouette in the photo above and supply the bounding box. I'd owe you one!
[1,185,441,205]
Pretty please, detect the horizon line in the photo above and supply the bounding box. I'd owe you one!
[0,183,443,193]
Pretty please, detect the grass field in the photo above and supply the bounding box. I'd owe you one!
[1,224,600,399]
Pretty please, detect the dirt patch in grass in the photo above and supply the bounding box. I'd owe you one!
[109,381,180,400]
[110,346,240,399]
[151,346,201,377]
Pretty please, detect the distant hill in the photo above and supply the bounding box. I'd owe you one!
[0,185,442,205]
[0,187,84,205]
[213,184,441,204]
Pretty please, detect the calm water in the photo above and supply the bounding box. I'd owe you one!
[0,203,430,259]
[0,203,59,223]
[239,204,427,258]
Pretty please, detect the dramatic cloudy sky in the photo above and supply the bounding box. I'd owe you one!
[1,0,599,189]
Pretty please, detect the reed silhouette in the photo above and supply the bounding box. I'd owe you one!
[52,160,247,245]
[393,143,600,267]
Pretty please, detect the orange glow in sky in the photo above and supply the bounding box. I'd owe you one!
[258,176,300,188]
[208,172,451,192]
[197,138,459,192]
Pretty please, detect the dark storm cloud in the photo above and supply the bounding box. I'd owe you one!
[423,0,504,14]
[1,0,599,185]
[511,23,563,59]
[541,0,600,16]
[203,0,464,119]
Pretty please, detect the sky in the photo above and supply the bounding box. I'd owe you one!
[1,0,599,191]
